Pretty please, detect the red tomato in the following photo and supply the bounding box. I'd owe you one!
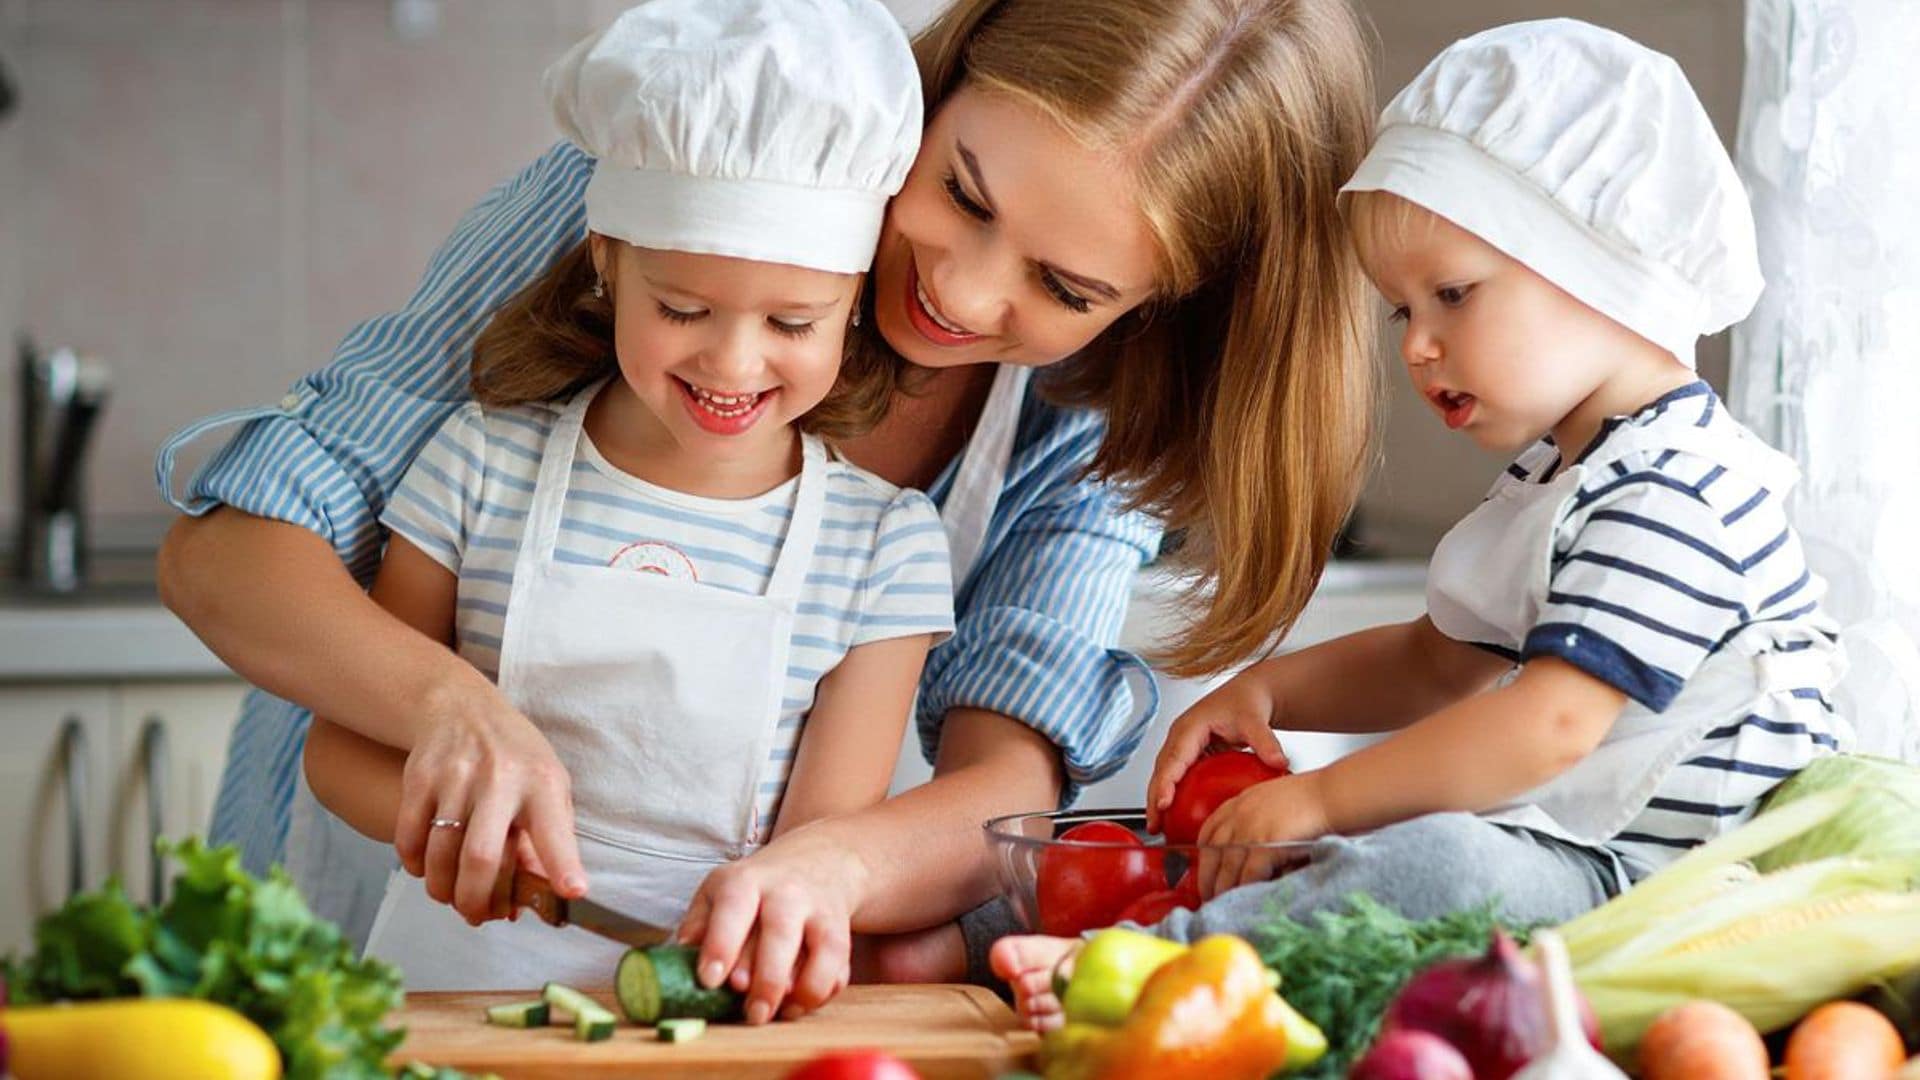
[1160,750,1288,845]
[783,1049,922,1080]
[1037,821,1166,936]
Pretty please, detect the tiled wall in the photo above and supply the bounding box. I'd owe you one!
[0,0,1736,554]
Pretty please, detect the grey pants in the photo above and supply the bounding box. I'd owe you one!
[960,812,1621,983]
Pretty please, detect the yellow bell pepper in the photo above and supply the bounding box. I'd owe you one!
[4,998,281,1080]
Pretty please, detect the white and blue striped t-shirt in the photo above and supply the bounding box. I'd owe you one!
[1489,382,1846,878]
[379,400,955,835]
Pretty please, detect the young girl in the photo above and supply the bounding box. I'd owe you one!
[995,18,1851,1026]
[302,0,952,991]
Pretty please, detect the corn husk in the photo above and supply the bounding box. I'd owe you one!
[1753,754,1920,871]
[1557,785,1920,1059]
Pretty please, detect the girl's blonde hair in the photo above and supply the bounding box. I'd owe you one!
[915,0,1381,676]
[471,240,899,439]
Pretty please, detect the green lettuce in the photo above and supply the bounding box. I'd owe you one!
[1,838,418,1079]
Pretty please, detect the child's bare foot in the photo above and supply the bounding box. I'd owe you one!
[989,934,1083,1031]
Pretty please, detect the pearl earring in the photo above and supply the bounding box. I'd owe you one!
[851,307,862,327]
[592,277,606,300]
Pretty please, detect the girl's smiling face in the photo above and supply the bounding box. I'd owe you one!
[1350,193,1675,458]
[870,82,1163,370]
[591,237,859,467]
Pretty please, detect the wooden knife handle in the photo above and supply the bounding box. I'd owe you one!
[508,869,568,927]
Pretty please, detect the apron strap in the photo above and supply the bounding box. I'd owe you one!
[521,387,597,568]
[943,365,1030,587]
[764,434,828,602]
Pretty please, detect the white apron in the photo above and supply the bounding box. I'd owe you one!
[1425,419,1848,877]
[363,384,828,989]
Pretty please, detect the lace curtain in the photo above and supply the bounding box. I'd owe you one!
[1731,0,1920,760]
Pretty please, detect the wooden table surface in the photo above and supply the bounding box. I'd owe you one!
[390,983,1042,1079]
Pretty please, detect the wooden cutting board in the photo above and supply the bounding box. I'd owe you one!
[390,984,1042,1079]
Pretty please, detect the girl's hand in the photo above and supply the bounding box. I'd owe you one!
[392,677,590,924]
[675,825,868,1025]
[1192,771,1330,899]
[1145,662,1292,835]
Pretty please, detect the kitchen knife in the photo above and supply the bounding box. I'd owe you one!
[509,869,675,949]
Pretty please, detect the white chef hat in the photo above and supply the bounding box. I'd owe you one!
[545,0,922,275]
[1340,19,1762,365]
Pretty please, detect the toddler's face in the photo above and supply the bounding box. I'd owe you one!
[1352,195,1631,455]
[594,240,859,459]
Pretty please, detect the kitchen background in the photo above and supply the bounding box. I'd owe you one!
[0,0,1746,952]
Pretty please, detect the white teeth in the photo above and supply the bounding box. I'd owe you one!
[914,277,973,337]
[685,381,764,418]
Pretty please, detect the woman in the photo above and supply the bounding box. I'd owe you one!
[156,0,1377,1021]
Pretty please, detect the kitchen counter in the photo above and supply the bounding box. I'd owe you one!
[0,552,1428,686]
[0,549,229,682]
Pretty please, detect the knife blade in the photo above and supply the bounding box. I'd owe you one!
[509,869,675,949]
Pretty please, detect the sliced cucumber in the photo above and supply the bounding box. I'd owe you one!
[483,1000,551,1028]
[542,981,619,1042]
[657,1017,708,1043]
[614,945,744,1024]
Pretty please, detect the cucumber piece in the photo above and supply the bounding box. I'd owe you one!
[614,945,744,1024]
[542,981,619,1042]
[657,1018,708,1043]
[483,1000,551,1028]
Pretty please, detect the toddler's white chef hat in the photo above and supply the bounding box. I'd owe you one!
[546,0,922,274]
[1340,19,1762,365]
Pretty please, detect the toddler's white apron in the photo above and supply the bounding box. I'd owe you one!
[1424,419,1848,883]
[364,384,828,989]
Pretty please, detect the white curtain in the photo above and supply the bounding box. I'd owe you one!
[1732,0,1920,761]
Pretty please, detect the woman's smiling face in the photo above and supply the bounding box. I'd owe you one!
[870,82,1164,369]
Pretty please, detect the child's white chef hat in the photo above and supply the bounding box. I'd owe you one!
[1340,19,1761,365]
[546,0,922,275]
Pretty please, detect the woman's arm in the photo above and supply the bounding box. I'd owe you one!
[154,142,597,909]
[300,533,456,842]
[771,633,934,836]
[161,509,487,751]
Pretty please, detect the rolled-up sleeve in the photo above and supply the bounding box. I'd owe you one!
[916,404,1163,803]
[154,141,595,584]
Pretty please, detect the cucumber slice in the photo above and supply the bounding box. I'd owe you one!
[483,1000,551,1028]
[657,1018,708,1043]
[614,945,744,1024]
[542,981,619,1042]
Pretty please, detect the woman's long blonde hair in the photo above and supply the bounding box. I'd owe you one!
[915,0,1381,676]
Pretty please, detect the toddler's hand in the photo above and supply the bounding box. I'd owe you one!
[1145,664,1291,835]
[1193,772,1330,899]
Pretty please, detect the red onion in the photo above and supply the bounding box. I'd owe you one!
[1380,929,1601,1080]
[1351,1029,1474,1080]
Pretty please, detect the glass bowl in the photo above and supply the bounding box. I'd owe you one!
[984,807,1318,935]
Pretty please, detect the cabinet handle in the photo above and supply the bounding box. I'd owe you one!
[140,715,170,907]
[58,715,88,899]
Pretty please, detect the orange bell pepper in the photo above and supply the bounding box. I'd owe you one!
[1043,934,1292,1080]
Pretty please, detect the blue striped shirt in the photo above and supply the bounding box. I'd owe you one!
[156,141,1164,876]
[1484,382,1846,877]
[384,399,954,834]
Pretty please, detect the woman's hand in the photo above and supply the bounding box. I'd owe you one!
[1144,660,1292,835]
[674,823,871,1025]
[392,671,590,924]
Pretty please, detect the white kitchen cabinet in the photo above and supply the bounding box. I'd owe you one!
[105,682,249,911]
[0,679,245,956]
[0,687,115,958]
